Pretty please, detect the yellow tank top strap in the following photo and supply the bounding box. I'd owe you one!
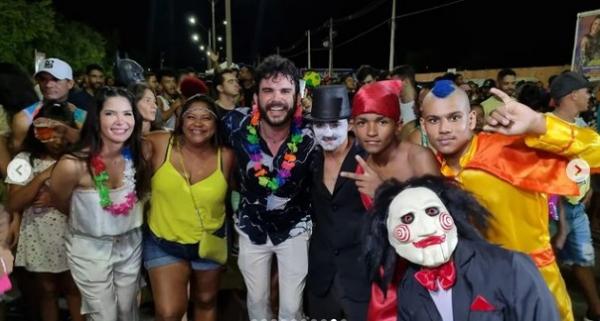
[164,134,175,164]
[217,147,222,171]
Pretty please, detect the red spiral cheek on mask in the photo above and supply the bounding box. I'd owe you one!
[439,212,454,231]
[393,224,411,242]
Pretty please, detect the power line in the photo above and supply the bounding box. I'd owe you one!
[336,0,466,49]
[285,0,466,57]
[280,0,387,54]
[333,0,388,23]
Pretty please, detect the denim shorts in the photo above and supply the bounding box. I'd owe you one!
[557,201,595,267]
[143,228,221,271]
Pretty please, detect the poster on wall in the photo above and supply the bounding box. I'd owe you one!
[572,9,600,80]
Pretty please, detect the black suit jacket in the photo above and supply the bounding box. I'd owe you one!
[307,142,370,301]
[397,239,560,321]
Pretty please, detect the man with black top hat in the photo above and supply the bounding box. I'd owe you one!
[307,84,369,321]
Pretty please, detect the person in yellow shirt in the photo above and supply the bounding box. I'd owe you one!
[420,79,599,321]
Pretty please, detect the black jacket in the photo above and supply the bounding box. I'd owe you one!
[397,239,560,321]
[307,142,370,301]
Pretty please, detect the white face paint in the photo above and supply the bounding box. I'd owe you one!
[313,119,349,151]
[386,187,458,267]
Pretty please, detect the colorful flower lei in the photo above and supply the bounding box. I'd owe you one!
[90,148,137,216]
[245,104,303,191]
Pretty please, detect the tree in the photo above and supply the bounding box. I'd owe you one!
[0,0,108,73]
[0,0,55,70]
[40,19,107,72]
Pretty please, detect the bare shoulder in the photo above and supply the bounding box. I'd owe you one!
[52,155,87,186]
[140,136,156,161]
[145,131,171,152]
[407,127,422,145]
[55,154,86,175]
[405,141,440,175]
[11,110,28,129]
[145,130,171,144]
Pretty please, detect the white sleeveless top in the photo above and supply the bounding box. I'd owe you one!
[70,185,143,237]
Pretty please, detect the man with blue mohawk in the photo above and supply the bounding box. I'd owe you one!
[420,79,600,321]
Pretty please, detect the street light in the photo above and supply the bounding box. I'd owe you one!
[192,34,200,42]
[217,36,223,42]
[200,45,205,51]
[223,20,227,25]
[188,16,196,25]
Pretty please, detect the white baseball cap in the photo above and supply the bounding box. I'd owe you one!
[34,58,73,80]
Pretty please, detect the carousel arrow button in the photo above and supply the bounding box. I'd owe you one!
[7,158,32,184]
[566,159,590,183]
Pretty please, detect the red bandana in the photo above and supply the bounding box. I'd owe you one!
[414,260,457,291]
[351,80,403,121]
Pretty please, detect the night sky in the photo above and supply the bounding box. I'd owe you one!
[52,0,599,72]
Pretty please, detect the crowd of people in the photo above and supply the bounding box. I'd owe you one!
[0,53,598,321]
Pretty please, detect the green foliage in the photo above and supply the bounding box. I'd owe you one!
[40,19,107,72]
[0,0,55,70]
[0,0,108,73]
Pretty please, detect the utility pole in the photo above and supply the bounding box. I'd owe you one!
[211,0,217,52]
[328,18,333,76]
[388,0,397,71]
[208,29,213,69]
[225,0,232,65]
[307,30,312,69]
[276,46,280,55]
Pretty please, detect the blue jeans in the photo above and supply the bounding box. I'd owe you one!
[143,228,221,271]
[558,201,595,267]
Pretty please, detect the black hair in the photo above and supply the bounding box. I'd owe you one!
[72,86,151,199]
[517,81,549,112]
[22,101,77,161]
[144,71,156,79]
[390,65,415,80]
[356,65,378,84]
[0,63,38,114]
[441,72,458,83]
[173,94,221,147]
[86,64,104,75]
[391,65,417,87]
[497,68,516,81]
[213,68,238,88]
[366,175,489,291]
[240,64,255,74]
[158,68,177,82]
[255,55,300,95]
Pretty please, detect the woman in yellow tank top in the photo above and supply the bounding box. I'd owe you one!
[144,94,234,321]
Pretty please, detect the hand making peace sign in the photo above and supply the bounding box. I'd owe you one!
[340,155,383,198]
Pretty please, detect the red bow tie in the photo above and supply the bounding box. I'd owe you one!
[414,260,457,291]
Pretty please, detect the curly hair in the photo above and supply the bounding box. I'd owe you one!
[365,175,489,290]
[254,55,300,95]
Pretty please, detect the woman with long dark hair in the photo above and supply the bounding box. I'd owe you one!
[6,101,84,321]
[128,82,158,134]
[49,87,151,320]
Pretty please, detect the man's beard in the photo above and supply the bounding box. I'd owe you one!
[258,98,296,127]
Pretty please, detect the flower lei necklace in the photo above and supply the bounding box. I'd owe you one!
[246,104,303,191]
[90,148,137,216]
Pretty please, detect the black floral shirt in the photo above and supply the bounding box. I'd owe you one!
[223,108,316,245]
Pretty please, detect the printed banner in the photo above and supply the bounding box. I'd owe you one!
[572,9,600,80]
